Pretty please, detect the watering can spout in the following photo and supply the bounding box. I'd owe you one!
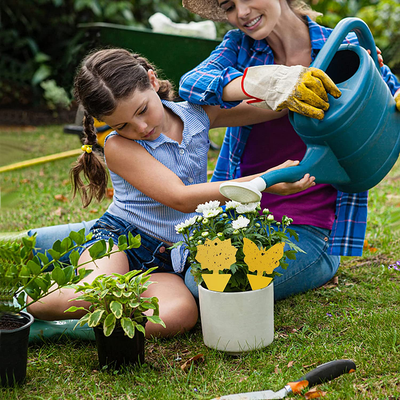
[219,145,351,203]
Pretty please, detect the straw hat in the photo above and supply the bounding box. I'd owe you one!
[182,0,228,22]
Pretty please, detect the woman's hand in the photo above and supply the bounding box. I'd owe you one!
[241,65,341,120]
[263,160,316,195]
[367,47,384,68]
[395,90,400,112]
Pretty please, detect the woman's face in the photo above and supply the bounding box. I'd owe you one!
[102,70,165,141]
[218,0,282,40]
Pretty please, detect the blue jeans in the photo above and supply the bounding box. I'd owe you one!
[28,215,190,278]
[80,212,176,273]
[184,224,340,301]
[29,220,97,265]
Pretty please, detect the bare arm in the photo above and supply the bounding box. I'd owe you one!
[203,76,286,128]
[105,137,314,214]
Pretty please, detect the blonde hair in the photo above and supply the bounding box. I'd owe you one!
[289,0,322,21]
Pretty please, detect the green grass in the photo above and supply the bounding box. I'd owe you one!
[1,125,400,399]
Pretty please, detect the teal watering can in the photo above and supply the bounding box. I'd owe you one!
[220,17,400,203]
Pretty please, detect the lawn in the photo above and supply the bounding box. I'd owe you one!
[1,124,400,399]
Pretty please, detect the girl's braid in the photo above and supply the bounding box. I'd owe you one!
[70,111,108,207]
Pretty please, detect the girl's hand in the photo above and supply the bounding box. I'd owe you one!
[264,160,316,195]
[367,47,384,68]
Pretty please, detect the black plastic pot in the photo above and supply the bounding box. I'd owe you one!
[0,312,34,386]
[94,323,146,369]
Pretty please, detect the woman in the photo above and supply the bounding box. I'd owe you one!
[180,0,400,300]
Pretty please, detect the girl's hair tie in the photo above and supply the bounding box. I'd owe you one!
[81,144,93,154]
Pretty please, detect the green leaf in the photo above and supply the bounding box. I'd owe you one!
[127,232,141,249]
[68,230,84,246]
[104,314,116,337]
[68,250,80,267]
[63,265,75,282]
[89,240,107,259]
[77,313,91,327]
[37,252,49,265]
[121,317,135,338]
[88,309,104,327]
[32,64,51,85]
[51,266,66,286]
[47,249,61,261]
[147,315,166,328]
[141,302,157,310]
[110,301,123,319]
[29,257,42,273]
[135,323,145,335]
[60,236,73,252]
[34,275,52,292]
[107,238,115,253]
[285,250,297,260]
[118,235,128,250]
[129,301,141,308]
[65,306,86,313]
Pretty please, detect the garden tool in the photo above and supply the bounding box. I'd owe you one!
[211,359,356,400]
[242,65,341,120]
[220,17,400,203]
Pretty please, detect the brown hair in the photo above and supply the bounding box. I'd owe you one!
[70,48,176,207]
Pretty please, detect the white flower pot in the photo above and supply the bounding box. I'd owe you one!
[198,283,274,355]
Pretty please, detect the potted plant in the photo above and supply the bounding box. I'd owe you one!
[65,267,165,369]
[0,229,140,386]
[174,200,303,354]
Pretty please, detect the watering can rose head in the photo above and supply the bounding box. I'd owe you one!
[174,201,304,292]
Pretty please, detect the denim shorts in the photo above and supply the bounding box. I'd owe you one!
[80,212,177,275]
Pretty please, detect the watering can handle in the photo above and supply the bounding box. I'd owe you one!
[312,17,381,73]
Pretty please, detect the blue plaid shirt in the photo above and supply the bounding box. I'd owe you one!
[180,17,400,256]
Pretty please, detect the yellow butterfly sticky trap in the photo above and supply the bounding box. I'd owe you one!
[243,238,285,290]
[247,275,273,291]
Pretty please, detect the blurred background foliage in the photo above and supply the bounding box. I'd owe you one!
[1,0,399,111]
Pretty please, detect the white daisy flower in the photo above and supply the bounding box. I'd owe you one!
[236,202,260,214]
[195,200,220,214]
[232,215,250,230]
[203,208,222,218]
[225,200,241,210]
[175,216,198,233]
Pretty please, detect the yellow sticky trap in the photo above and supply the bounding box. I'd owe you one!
[247,275,272,291]
[195,238,237,292]
[202,274,231,292]
[195,238,237,272]
[243,238,285,290]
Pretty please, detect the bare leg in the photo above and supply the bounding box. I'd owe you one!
[144,273,199,338]
[28,245,129,321]
[28,246,198,338]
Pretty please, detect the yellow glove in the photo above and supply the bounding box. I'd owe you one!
[241,65,341,120]
[395,90,400,112]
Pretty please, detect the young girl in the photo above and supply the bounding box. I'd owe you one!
[28,48,315,338]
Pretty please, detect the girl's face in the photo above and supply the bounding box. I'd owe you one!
[218,0,282,41]
[102,70,165,141]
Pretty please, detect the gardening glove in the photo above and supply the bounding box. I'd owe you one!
[395,90,400,112]
[241,65,341,120]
